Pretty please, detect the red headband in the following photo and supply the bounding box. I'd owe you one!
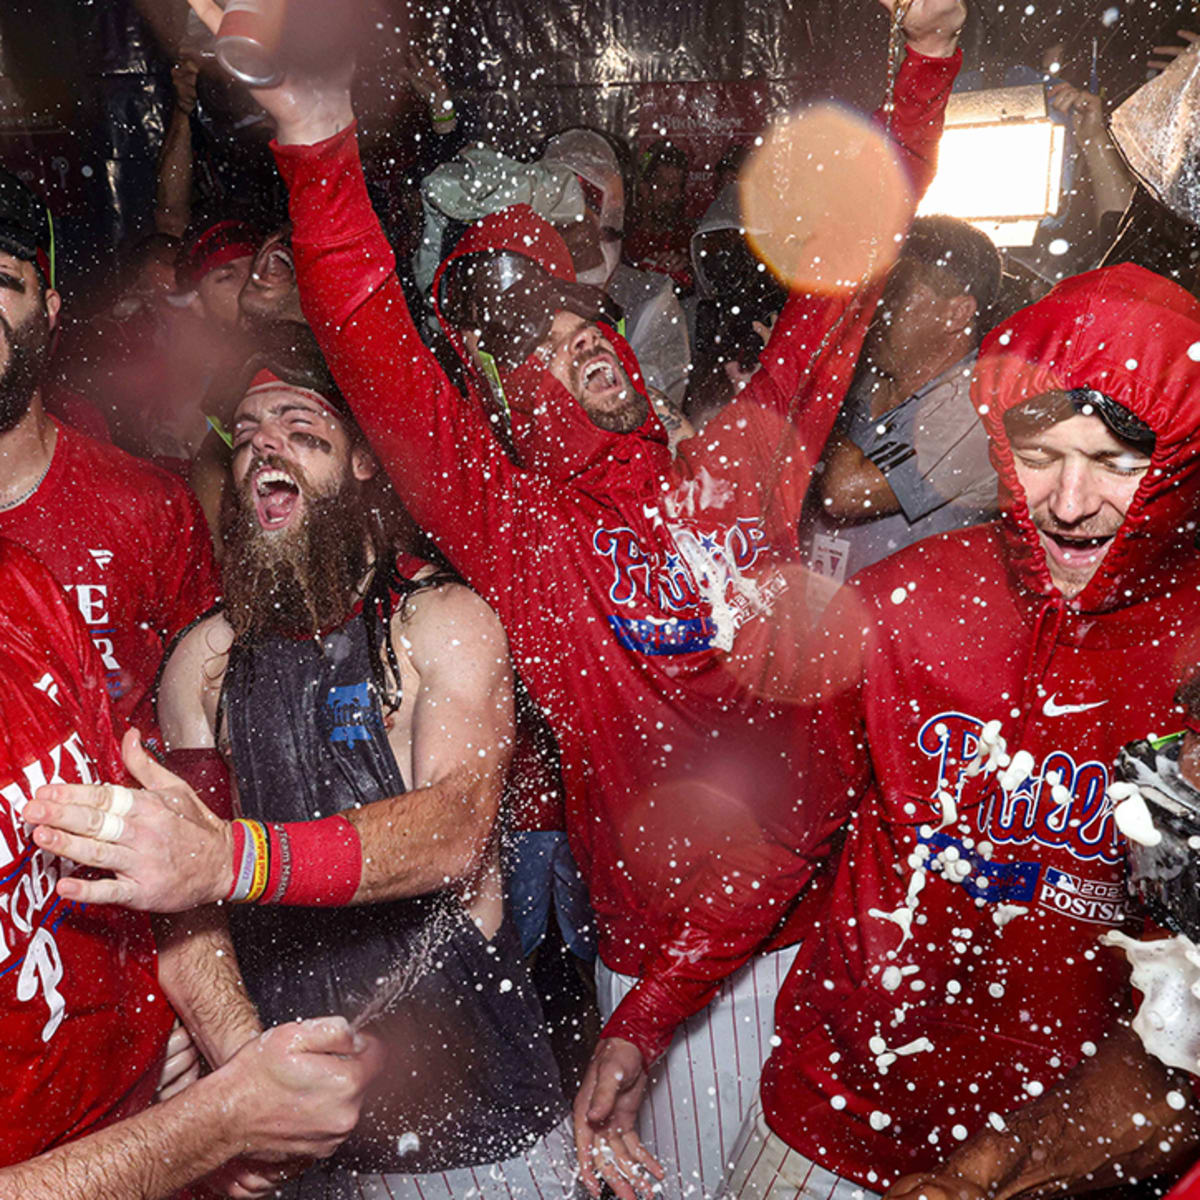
[242,367,345,420]
[178,219,258,291]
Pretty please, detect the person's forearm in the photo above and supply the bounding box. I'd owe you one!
[153,905,261,1066]
[155,105,194,238]
[1082,137,1135,222]
[936,1024,1200,1199]
[184,768,500,909]
[818,433,900,521]
[348,766,500,904]
[273,91,355,148]
[0,1069,242,1200]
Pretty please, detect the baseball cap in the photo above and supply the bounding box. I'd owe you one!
[0,168,53,286]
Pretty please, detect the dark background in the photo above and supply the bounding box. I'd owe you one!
[0,0,1191,301]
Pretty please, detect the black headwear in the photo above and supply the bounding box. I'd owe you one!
[0,169,51,284]
[439,250,621,372]
[1068,388,1157,457]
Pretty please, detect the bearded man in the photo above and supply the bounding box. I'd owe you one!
[0,167,219,744]
[30,329,574,1200]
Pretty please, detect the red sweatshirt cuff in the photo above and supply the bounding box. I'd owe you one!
[601,981,680,1067]
[904,44,963,67]
[270,120,358,167]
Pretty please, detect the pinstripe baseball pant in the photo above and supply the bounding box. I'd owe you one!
[595,944,800,1200]
[278,1115,581,1199]
[716,1099,879,1200]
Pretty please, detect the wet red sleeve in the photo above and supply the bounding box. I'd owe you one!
[675,48,960,545]
[270,127,568,637]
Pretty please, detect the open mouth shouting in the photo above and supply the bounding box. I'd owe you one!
[248,243,295,295]
[251,463,303,530]
[1038,528,1116,572]
[577,351,624,400]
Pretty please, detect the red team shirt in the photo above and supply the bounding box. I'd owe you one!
[0,540,172,1165]
[0,419,219,738]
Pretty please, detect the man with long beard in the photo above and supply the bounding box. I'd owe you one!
[29,331,575,1199]
[0,167,219,744]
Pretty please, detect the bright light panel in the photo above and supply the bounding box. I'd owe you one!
[917,119,1066,247]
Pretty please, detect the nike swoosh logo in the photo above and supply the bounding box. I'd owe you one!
[1043,695,1108,718]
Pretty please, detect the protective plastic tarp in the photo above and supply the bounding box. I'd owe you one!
[1110,39,1200,227]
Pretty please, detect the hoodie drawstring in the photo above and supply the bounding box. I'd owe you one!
[1016,596,1067,737]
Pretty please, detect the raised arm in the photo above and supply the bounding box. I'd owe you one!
[181,1,563,631]
[674,4,963,544]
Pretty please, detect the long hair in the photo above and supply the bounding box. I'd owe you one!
[230,324,458,709]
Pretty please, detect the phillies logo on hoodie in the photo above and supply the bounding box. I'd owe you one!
[913,712,1125,923]
[593,515,780,655]
[918,712,1121,864]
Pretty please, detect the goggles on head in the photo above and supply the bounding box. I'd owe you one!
[439,250,622,372]
[1118,736,1200,943]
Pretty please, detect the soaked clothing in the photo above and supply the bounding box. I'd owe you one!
[609,264,1200,1188]
[0,418,219,741]
[223,606,564,1176]
[272,49,961,983]
[0,541,171,1165]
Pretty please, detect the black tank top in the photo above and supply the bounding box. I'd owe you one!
[223,610,564,1173]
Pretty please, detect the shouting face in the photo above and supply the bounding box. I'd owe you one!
[239,229,304,328]
[540,310,648,434]
[1010,411,1151,599]
[225,381,377,638]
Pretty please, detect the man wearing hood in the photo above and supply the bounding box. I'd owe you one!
[540,127,693,427]
[600,262,1200,1197]
[181,0,964,1195]
[882,674,1200,1195]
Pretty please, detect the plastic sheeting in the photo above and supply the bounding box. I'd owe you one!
[0,0,171,299]
[432,0,843,185]
[1111,40,1200,228]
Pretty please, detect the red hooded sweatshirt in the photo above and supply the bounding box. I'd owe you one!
[610,263,1200,1187]
[271,48,959,976]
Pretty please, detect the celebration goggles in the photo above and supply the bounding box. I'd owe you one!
[1117,735,1200,943]
[438,249,621,372]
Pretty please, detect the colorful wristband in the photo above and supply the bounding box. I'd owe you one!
[227,818,255,902]
[228,814,361,906]
[244,819,271,903]
[432,108,456,124]
[255,814,361,907]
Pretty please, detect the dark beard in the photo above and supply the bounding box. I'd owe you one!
[571,353,648,433]
[222,464,370,642]
[0,306,49,434]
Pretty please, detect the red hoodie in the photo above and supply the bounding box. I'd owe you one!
[271,49,959,975]
[612,263,1200,1187]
